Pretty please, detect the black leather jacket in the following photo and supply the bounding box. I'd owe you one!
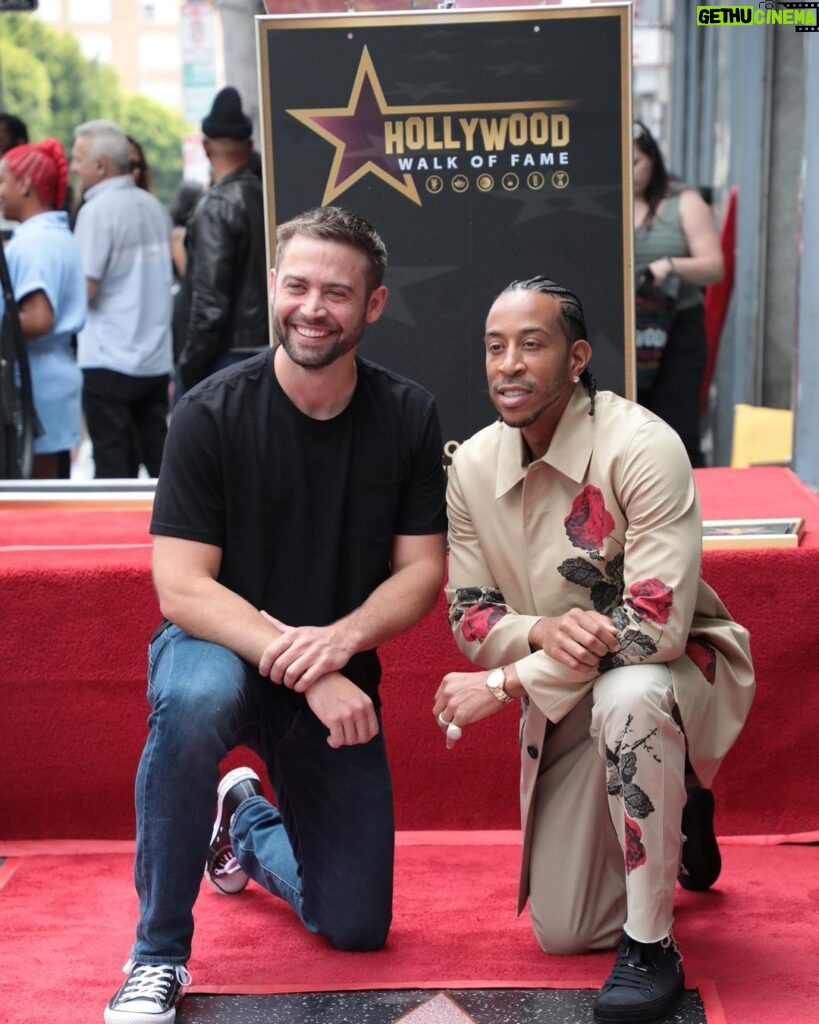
[176,165,269,388]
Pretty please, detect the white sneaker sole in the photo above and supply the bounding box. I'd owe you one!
[104,1005,178,1024]
[205,767,261,895]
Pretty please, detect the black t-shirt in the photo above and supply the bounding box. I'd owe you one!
[150,350,447,698]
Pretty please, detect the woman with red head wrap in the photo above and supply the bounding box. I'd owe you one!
[0,138,86,477]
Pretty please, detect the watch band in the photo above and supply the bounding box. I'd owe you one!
[487,666,513,704]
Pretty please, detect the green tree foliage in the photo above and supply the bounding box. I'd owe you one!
[0,36,50,140]
[0,13,184,204]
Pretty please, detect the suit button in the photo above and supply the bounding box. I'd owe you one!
[527,744,539,759]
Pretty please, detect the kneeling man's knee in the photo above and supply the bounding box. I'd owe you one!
[531,916,618,957]
[592,663,674,723]
[323,913,391,952]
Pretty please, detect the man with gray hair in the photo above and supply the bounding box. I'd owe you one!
[71,119,173,478]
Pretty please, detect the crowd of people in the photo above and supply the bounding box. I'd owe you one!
[0,94,752,1024]
[1,100,724,481]
[0,86,265,480]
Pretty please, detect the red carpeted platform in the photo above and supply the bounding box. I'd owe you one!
[1,467,819,840]
[1,834,817,1024]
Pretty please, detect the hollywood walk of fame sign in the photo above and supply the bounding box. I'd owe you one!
[257,5,634,458]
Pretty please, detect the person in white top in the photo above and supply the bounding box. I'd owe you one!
[71,119,173,478]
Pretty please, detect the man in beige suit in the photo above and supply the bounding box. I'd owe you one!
[434,276,754,1024]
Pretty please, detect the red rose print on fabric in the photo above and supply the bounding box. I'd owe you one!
[564,485,615,553]
[624,816,647,874]
[461,603,508,643]
[686,636,717,684]
[558,488,623,616]
[628,578,673,624]
[607,718,657,874]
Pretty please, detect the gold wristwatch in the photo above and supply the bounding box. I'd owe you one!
[486,667,513,704]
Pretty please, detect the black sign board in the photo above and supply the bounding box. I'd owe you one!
[258,6,633,457]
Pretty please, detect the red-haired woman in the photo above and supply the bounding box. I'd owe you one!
[0,138,86,477]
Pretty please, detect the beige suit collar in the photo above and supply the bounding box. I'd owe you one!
[495,386,594,498]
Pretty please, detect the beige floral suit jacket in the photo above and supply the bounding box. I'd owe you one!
[446,387,755,908]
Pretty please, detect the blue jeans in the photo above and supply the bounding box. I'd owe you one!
[131,625,394,965]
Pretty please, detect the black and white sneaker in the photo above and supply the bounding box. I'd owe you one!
[593,932,684,1023]
[104,960,191,1023]
[205,766,263,895]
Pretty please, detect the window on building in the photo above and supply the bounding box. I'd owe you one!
[69,0,111,23]
[34,0,61,20]
[138,33,181,72]
[76,31,112,63]
[140,0,179,24]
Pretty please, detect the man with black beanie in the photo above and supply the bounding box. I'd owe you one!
[175,86,269,394]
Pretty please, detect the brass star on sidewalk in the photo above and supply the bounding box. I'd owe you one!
[395,991,478,1023]
[287,47,421,207]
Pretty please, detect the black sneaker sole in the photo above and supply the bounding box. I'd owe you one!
[678,786,722,891]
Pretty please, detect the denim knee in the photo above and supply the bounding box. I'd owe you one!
[320,909,391,952]
[147,632,247,754]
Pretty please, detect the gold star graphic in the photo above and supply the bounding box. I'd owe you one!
[287,46,421,206]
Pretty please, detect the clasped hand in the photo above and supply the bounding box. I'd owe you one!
[258,610,376,749]
[529,608,620,671]
[258,610,353,692]
[302,672,379,749]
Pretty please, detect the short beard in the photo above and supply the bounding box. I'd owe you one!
[273,316,362,370]
[493,359,574,431]
[499,405,549,430]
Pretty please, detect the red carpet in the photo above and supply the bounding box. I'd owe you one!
[1,834,816,1024]
[2,467,819,841]
[2,471,818,1021]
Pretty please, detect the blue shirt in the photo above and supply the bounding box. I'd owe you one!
[74,175,173,376]
[5,211,86,453]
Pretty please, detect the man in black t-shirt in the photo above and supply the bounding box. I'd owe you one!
[105,207,447,1024]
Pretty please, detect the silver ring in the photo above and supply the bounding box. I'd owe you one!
[438,712,452,728]
[446,722,463,742]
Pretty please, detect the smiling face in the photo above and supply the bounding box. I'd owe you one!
[485,288,590,453]
[270,234,387,370]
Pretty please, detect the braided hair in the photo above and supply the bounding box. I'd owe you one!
[3,138,69,211]
[501,275,597,415]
